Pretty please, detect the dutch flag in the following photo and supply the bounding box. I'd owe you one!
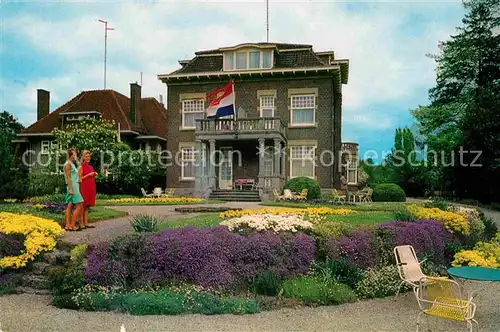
[205,80,235,118]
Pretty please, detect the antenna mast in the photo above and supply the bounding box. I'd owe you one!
[266,0,269,42]
[97,19,115,89]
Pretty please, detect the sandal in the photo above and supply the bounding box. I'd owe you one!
[86,225,96,228]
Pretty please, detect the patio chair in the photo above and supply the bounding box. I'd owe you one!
[141,188,154,198]
[415,276,478,332]
[362,188,373,203]
[393,245,430,301]
[283,189,294,200]
[332,188,346,203]
[152,187,163,198]
[294,189,308,200]
[273,189,285,201]
[162,188,175,198]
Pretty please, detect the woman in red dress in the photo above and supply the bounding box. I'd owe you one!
[79,150,98,229]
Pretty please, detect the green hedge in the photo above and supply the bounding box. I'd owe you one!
[283,177,321,199]
[28,171,66,197]
[372,183,406,202]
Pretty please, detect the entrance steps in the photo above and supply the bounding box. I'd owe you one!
[209,190,261,202]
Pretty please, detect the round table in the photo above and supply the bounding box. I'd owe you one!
[447,266,500,297]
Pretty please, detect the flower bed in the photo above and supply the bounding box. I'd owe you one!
[23,202,67,214]
[220,214,313,233]
[219,207,354,219]
[408,204,471,235]
[0,212,64,269]
[452,232,500,268]
[86,227,316,289]
[105,197,206,205]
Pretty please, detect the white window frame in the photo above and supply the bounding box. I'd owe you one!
[181,99,204,130]
[289,145,316,179]
[347,159,358,185]
[259,95,275,118]
[290,94,316,126]
[223,49,274,71]
[181,147,196,181]
[41,141,50,155]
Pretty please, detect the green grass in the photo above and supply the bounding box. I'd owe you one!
[261,201,409,212]
[159,209,393,230]
[0,204,127,223]
[98,200,225,206]
[323,211,395,226]
[160,213,222,229]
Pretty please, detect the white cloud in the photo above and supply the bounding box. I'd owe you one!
[1,1,463,134]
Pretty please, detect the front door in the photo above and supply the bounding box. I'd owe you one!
[219,147,233,190]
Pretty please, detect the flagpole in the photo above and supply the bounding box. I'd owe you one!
[266,0,269,42]
[98,19,115,89]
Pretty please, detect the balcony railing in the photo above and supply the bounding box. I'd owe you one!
[196,117,286,137]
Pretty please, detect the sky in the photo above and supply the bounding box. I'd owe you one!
[0,0,465,160]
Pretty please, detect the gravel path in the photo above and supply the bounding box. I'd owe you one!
[61,202,263,245]
[1,286,499,332]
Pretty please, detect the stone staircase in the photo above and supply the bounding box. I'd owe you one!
[209,190,261,202]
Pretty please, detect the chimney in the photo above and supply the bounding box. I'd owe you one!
[37,89,50,120]
[159,94,164,106]
[130,82,142,126]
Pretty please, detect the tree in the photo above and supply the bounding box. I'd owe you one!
[0,111,28,200]
[412,0,500,201]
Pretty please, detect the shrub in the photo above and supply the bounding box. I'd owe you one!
[482,217,498,241]
[28,171,66,197]
[309,215,354,238]
[407,205,470,236]
[393,208,416,222]
[452,233,500,268]
[282,275,357,305]
[131,214,162,233]
[66,285,261,315]
[312,259,364,289]
[372,183,406,202]
[283,177,321,200]
[377,219,456,265]
[85,227,316,290]
[424,197,449,211]
[0,271,22,294]
[47,265,86,295]
[251,271,282,296]
[355,266,410,299]
[325,230,379,269]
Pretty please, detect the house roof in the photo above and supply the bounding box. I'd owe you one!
[159,42,349,85]
[20,90,168,139]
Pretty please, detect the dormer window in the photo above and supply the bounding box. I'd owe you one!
[224,49,273,71]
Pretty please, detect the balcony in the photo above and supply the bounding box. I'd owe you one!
[195,117,287,140]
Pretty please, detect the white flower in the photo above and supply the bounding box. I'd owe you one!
[220,213,313,233]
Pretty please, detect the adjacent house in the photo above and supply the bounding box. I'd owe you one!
[14,83,168,167]
[157,42,359,200]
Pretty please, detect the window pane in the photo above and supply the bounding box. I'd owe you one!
[224,53,234,70]
[183,100,204,113]
[260,96,274,107]
[249,51,260,69]
[183,112,204,128]
[348,170,356,183]
[291,95,315,108]
[183,162,195,178]
[261,108,273,118]
[293,109,314,124]
[262,50,272,68]
[236,52,247,69]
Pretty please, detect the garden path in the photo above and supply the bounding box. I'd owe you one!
[61,202,262,245]
[1,284,499,332]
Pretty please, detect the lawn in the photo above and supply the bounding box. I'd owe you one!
[98,199,224,206]
[261,201,409,212]
[159,209,396,230]
[0,204,127,223]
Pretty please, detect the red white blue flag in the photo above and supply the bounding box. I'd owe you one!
[205,80,235,118]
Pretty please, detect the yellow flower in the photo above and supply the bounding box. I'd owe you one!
[452,232,500,268]
[106,197,205,204]
[0,212,65,269]
[408,205,470,235]
[219,207,354,218]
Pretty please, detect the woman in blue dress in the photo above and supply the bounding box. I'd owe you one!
[64,148,84,231]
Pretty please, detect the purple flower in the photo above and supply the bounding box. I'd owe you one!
[84,226,316,289]
[326,230,378,269]
[0,233,24,258]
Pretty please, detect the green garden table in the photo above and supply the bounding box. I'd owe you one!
[448,266,500,298]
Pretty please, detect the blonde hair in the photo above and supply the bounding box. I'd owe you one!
[81,150,91,164]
